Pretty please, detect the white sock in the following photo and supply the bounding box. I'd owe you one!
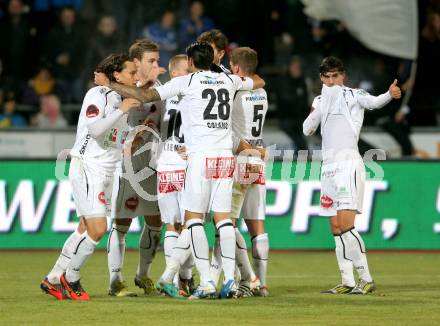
[164,230,179,266]
[341,228,373,282]
[179,254,194,280]
[334,235,355,287]
[136,224,162,278]
[209,234,222,286]
[216,219,236,282]
[235,228,256,281]
[161,228,192,283]
[47,230,84,284]
[251,233,269,286]
[187,218,211,286]
[66,234,98,282]
[107,224,129,285]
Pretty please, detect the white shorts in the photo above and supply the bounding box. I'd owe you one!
[110,166,160,219]
[181,150,234,214]
[69,157,114,219]
[231,182,266,220]
[157,165,186,225]
[231,158,266,220]
[319,159,365,216]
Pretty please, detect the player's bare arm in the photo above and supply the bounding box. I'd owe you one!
[94,72,161,103]
[109,82,161,103]
[251,74,265,89]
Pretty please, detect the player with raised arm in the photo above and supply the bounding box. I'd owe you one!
[107,39,164,297]
[303,56,401,295]
[41,54,139,300]
[229,47,269,297]
[95,42,265,299]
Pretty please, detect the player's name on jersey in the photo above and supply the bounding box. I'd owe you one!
[245,95,266,101]
[200,79,225,85]
[163,142,183,152]
[207,121,229,129]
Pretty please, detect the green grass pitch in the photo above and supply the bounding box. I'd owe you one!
[0,251,439,325]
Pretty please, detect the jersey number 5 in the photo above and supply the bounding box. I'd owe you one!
[202,88,230,120]
[252,105,264,137]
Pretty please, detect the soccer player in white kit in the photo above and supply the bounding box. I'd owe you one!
[40,54,139,300]
[228,47,269,297]
[303,56,401,295]
[95,42,265,299]
[106,39,164,296]
[155,54,196,297]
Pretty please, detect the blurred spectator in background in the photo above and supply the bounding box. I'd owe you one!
[43,6,85,102]
[410,5,440,126]
[179,1,214,50]
[22,65,65,105]
[277,56,310,151]
[0,92,27,128]
[141,10,178,67]
[31,94,67,128]
[82,15,125,93]
[362,58,415,156]
[0,0,36,94]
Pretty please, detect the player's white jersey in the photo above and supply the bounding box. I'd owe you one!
[70,86,127,170]
[232,88,268,148]
[155,71,253,153]
[304,85,392,163]
[156,95,186,167]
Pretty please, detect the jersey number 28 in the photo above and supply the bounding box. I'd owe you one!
[202,88,230,120]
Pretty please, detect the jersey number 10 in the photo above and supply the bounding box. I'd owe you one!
[166,109,184,143]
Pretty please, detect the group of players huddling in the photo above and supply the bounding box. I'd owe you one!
[40,28,401,301]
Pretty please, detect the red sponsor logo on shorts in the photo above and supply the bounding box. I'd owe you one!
[320,195,333,208]
[158,170,185,193]
[86,105,100,118]
[235,163,265,185]
[98,191,106,204]
[206,157,235,179]
[125,197,139,210]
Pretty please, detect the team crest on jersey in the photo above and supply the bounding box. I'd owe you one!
[86,105,100,118]
[206,157,235,179]
[98,192,106,204]
[320,195,333,208]
[125,197,139,210]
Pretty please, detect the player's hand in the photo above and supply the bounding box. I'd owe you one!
[94,72,110,87]
[131,135,144,153]
[143,118,157,128]
[388,79,401,99]
[121,98,141,113]
[177,145,188,160]
[159,67,167,75]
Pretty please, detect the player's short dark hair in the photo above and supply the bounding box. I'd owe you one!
[186,42,214,70]
[320,56,345,75]
[129,39,159,60]
[95,53,131,82]
[197,29,229,51]
[230,47,258,75]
